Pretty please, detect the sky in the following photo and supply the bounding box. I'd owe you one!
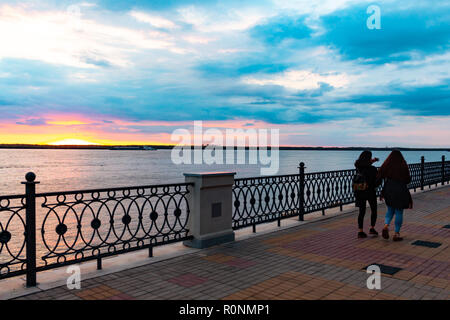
[0,0,449,147]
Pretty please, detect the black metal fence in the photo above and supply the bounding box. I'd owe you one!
[232,156,450,230]
[0,173,192,286]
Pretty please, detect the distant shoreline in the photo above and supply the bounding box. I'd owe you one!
[0,144,449,152]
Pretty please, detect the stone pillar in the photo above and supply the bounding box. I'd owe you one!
[183,172,236,249]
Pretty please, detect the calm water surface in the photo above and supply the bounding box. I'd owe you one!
[0,149,448,195]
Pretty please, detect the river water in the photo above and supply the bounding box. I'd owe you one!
[0,149,447,195]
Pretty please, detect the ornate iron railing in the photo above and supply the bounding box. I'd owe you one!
[0,195,27,279]
[232,157,450,231]
[423,161,443,188]
[303,169,356,214]
[0,174,192,285]
[36,183,192,272]
[233,174,300,230]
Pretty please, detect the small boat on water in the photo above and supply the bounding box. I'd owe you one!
[110,146,157,150]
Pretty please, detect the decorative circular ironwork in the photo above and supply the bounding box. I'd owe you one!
[36,183,192,271]
[0,198,10,208]
[122,215,132,225]
[150,211,158,221]
[55,223,67,236]
[91,218,101,230]
[0,231,11,244]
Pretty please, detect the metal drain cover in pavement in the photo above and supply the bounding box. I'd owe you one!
[443,225,450,229]
[411,240,442,248]
[363,264,402,275]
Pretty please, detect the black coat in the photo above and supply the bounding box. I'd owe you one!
[382,179,412,209]
[354,163,380,207]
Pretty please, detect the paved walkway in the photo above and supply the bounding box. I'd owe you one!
[15,186,450,300]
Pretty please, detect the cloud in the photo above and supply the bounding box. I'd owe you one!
[341,79,450,116]
[242,70,350,91]
[319,4,450,64]
[16,118,47,126]
[0,5,177,68]
[177,5,273,33]
[249,15,312,45]
[0,0,449,147]
[196,60,292,78]
[129,10,177,29]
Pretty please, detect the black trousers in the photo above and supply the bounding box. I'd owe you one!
[358,195,378,229]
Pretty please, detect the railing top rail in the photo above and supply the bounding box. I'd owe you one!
[424,160,449,164]
[0,194,25,200]
[36,182,194,198]
[232,159,448,183]
[235,173,300,182]
[305,168,356,175]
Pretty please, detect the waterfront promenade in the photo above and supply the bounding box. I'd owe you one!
[12,185,450,300]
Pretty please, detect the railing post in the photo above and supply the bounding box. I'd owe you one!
[22,172,39,287]
[442,155,446,186]
[420,156,425,191]
[298,162,305,221]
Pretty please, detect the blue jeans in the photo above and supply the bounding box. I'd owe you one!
[384,206,404,233]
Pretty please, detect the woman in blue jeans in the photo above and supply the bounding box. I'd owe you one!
[377,150,413,241]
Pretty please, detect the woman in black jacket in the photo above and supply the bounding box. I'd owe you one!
[377,150,413,241]
[354,151,381,238]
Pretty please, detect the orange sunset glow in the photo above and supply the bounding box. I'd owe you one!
[1,114,449,147]
[48,139,99,146]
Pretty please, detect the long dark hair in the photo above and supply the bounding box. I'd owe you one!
[378,150,411,183]
[355,150,372,167]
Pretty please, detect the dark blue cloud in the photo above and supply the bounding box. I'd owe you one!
[82,57,112,68]
[249,15,312,45]
[341,80,450,116]
[16,118,47,126]
[319,5,450,64]
[196,60,292,78]
[0,59,66,87]
[0,98,13,106]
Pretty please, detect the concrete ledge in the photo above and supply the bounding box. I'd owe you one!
[183,232,235,249]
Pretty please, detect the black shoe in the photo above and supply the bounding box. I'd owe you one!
[382,228,389,239]
[393,234,403,242]
[369,228,378,236]
[358,232,368,239]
